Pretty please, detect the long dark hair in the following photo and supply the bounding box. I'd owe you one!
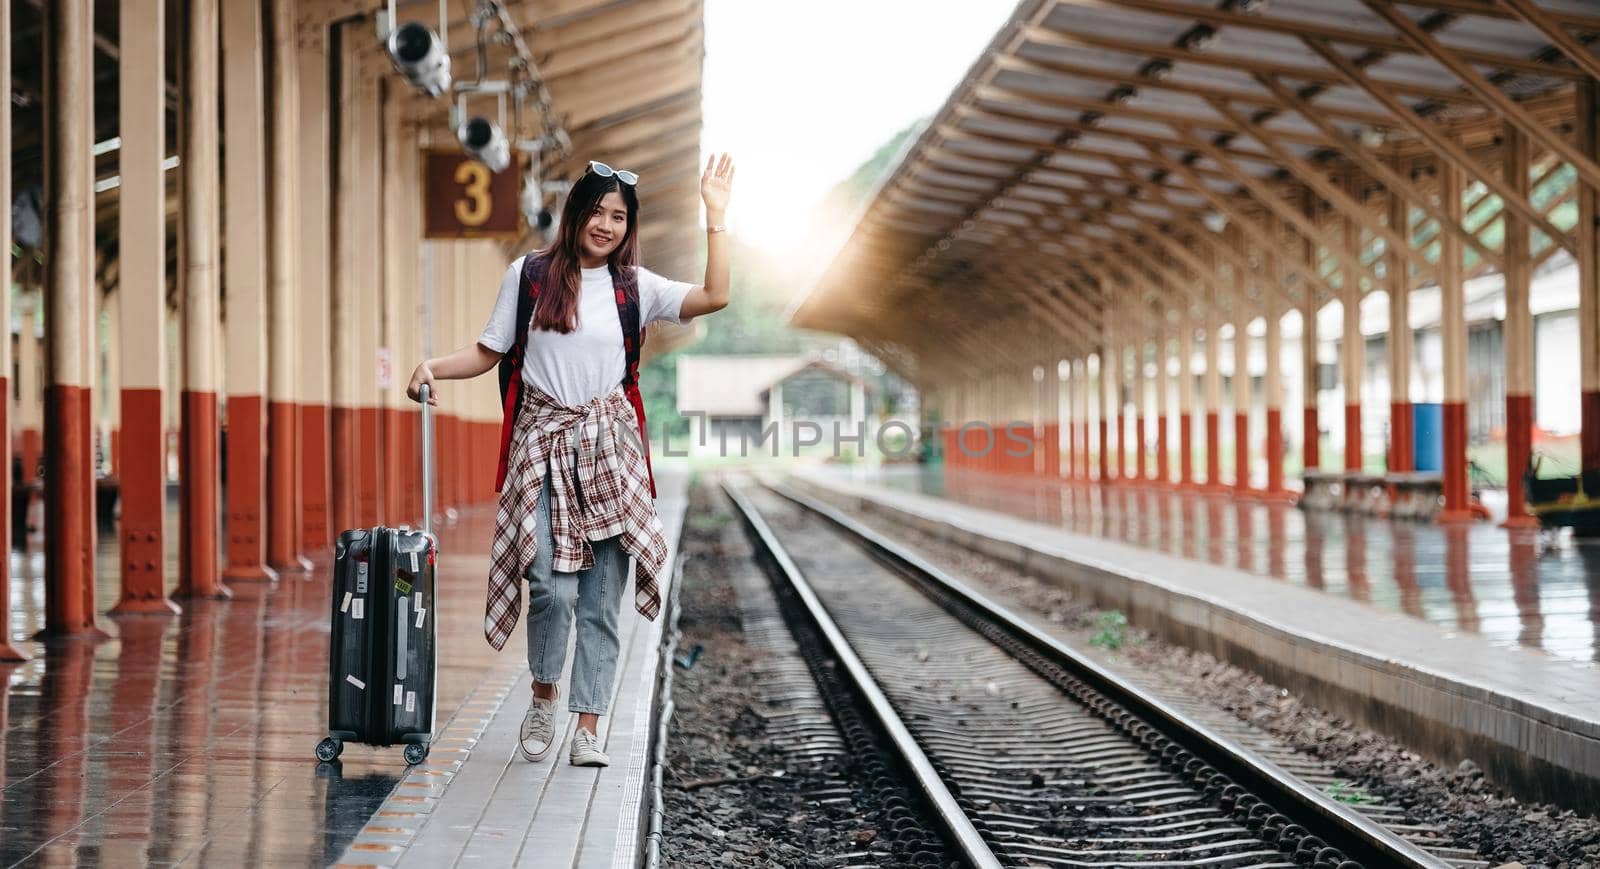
[530,169,641,334]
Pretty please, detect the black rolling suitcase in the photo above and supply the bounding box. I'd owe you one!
[315,385,439,766]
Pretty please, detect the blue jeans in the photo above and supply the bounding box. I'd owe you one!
[525,455,628,715]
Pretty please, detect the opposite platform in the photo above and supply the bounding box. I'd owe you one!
[781,465,1600,810]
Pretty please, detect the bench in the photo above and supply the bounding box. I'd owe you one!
[1299,470,1445,521]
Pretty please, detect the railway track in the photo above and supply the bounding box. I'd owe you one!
[724,474,1457,868]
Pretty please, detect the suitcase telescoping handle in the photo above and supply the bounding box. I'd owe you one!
[420,383,435,533]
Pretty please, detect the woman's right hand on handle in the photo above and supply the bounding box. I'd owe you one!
[407,362,439,405]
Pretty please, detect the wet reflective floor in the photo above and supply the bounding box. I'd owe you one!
[836,465,1600,664]
[2,505,508,867]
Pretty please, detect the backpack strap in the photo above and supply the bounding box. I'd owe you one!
[611,265,657,499]
[494,253,545,493]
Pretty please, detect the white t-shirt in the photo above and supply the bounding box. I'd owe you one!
[477,255,696,407]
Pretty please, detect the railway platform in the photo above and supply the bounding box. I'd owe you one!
[0,464,688,869]
[783,464,1600,810]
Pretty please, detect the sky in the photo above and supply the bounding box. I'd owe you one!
[699,0,1021,258]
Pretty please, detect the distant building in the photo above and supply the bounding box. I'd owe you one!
[675,354,884,459]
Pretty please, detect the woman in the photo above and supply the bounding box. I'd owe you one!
[406,153,734,766]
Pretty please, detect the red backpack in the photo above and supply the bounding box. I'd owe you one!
[494,253,657,498]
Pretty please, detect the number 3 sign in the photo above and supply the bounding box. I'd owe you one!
[423,149,523,239]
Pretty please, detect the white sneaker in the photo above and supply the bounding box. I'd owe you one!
[519,688,558,762]
[569,727,609,767]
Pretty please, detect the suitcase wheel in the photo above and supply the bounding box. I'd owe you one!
[315,737,343,763]
[404,743,428,765]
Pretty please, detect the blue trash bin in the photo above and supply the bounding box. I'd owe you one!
[1413,402,1443,472]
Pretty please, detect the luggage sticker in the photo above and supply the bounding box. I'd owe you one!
[352,598,365,620]
[395,578,412,596]
[394,685,404,706]
[405,691,416,713]
[346,674,366,690]
[409,550,420,573]
[340,592,352,613]
[415,606,426,629]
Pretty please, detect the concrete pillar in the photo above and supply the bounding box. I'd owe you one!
[1178,318,1194,487]
[0,0,21,660]
[330,34,361,534]
[1204,294,1223,490]
[1061,361,1074,479]
[381,81,408,520]
[1134,338,1147,482]
[1439,160,1472,521]
[1232,236,1252,493]
[1343,176,1364,473]
[356,69,382,524]
[1265,303,1287,497]
[1081,358,1094,483]
[112,0,179,615]
[296,16,332,550]
[1387,179,1414,474]
[1581,82,1600,491]
[18,296,41,487]
[1234,315,1252,493]
[1302,295,1321,473]
[176,0,230,600]
[41,0,105,634]
[1115,343,1127,481]
[1098,350,1112,481]
[221,0,275,583]
[103,294,119,475]
[1155,330,1170,484]
[1302,195,1322,473]
[1503,126,1536,528]
[267,0,309,570]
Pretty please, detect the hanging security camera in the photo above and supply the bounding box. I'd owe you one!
[458,115,510,172]
[386,21,451,97]
[537,179,569,245]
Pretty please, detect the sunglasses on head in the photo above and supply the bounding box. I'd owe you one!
[587,160,639,186]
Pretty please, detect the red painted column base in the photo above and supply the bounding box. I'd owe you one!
[1135,415,1147,483]
[1155,416,1169,486]
[1303,406,1320,470]
[1389,401,1414,473]
[1115,414,1127,481]
[1344,403,1362,473]
[175,390,231,600]
[1263,407,1293,501]
[300,403,331,551]
[359,406,381,526]
[1437,400,1476,524]
[1583,390,1600,479]
[39,384,107,637]
[112,388,179,615]
[222,395,278,584]
[1097,419,1109,482]
[267,400,311,573]
[330,405,358,535]
[19,429,41,484]
[1178,413,1194,488]
[1234,412,1255,495]
[1204,411,1226,492]
[1042,423,1061,479]
[1502,394,1539,529]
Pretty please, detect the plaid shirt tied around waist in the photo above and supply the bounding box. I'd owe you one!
[485,383,667,650]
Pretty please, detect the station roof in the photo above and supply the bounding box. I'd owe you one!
[11,0,706,354]
[791,0,1600,385]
